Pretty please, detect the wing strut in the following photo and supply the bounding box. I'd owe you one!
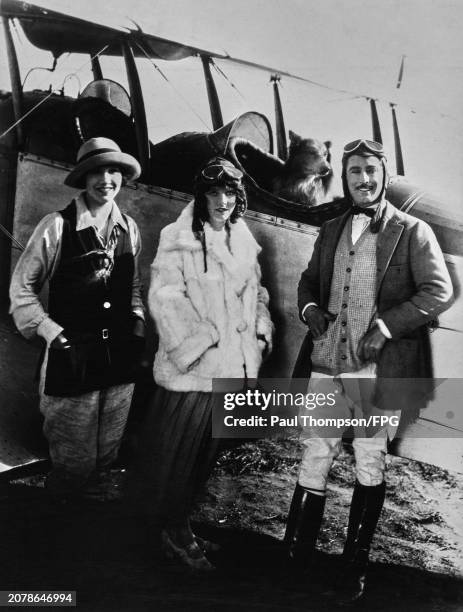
[391,104,405,175]
[271,75,287,160]
[122,40,150,176]
[392,56,406,174]
[2,17,23,147]
[369,98,382,143]
[91,56,103,81]
[201,56,223,131]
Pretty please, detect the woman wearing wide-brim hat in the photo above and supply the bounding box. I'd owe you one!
[129,156,274,571]
[64,136,141,189]
[10,137,145,503]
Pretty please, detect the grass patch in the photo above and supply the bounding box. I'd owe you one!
[216,437,301,475]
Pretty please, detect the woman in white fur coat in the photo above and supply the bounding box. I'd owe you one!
[132,157,273,571]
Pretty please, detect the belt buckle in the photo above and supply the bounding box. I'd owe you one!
[102,328,109,340]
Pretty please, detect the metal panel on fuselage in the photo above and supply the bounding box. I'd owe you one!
[246,209,463,472]
[2,154,463,473]
[2,154,190,472]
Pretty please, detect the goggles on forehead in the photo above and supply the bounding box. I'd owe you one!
[343,139,385,156]
[201,163,243,182]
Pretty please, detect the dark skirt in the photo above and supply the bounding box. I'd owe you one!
[128,386,220,524]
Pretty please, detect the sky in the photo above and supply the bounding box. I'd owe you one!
[1,0,463,212]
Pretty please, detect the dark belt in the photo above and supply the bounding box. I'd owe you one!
[43,328,135,397]
[66,328,123,343]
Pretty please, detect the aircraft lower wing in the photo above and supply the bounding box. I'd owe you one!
[0,313,46,473]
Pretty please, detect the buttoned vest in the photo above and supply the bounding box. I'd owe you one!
[44,201,136,396]
[311,220,378,374]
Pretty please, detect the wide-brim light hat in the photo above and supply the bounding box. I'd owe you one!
[64,137,141,188]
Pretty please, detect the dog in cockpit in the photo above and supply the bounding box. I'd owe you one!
[272,131,333,207]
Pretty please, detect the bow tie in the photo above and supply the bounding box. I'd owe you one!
[350,206,376,217]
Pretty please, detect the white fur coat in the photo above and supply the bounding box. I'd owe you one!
[149,202,273,392]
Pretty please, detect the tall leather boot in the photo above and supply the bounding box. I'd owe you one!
[336,480,386,604]
[284,483,326,568]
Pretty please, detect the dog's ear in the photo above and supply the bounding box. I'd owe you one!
[289,130,301,146]
[324,140,332,164]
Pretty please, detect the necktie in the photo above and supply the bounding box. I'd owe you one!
[349,205,383,233]
[350,206,376,217]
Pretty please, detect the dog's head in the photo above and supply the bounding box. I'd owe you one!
[286,131,332,181]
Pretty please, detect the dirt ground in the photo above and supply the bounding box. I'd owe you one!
[1,437,462,612]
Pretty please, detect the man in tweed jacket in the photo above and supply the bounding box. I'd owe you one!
[285,140,453,603]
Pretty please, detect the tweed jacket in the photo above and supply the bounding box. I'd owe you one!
[295,201,454,411]
[149,202,273,392]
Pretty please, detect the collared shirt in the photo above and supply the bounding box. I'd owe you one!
[75,194,127,236]
[9,194,145,343]
[351,210,376,244]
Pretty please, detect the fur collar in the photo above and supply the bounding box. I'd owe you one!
[161,202,261,280]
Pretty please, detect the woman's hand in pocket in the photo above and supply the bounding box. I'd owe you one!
[132,317,146,339]
[50,333,71,350]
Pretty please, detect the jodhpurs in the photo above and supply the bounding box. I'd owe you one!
[297,371,399,491]
[40,383,134,496]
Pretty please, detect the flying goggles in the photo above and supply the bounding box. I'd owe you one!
[201,162,243,182]
[343,139,386,158]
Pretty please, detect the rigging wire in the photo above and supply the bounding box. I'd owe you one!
[210,59,247,102]
[133,40,212,132]
[0,42,109,251]
[325,95,363,104]
[6,12,460,125]
[0,223,25,251]
[0,92,55,140]
[289,73,459,123]
[218,50,459,124]
[0,45,109,141]
[210,59,273,148]
[2,19,460,146]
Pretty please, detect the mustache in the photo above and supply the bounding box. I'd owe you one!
[356,183,373,189]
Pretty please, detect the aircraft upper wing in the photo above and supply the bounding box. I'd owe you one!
[0,0,340,90]
[0,0,243,61]
[0,0,198,59]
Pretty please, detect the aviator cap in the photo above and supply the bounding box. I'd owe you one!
[341,139,389,205]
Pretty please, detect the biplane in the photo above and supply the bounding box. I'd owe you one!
[0,0,462,476]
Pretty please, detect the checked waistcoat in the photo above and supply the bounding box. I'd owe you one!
[311,219,378,374]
